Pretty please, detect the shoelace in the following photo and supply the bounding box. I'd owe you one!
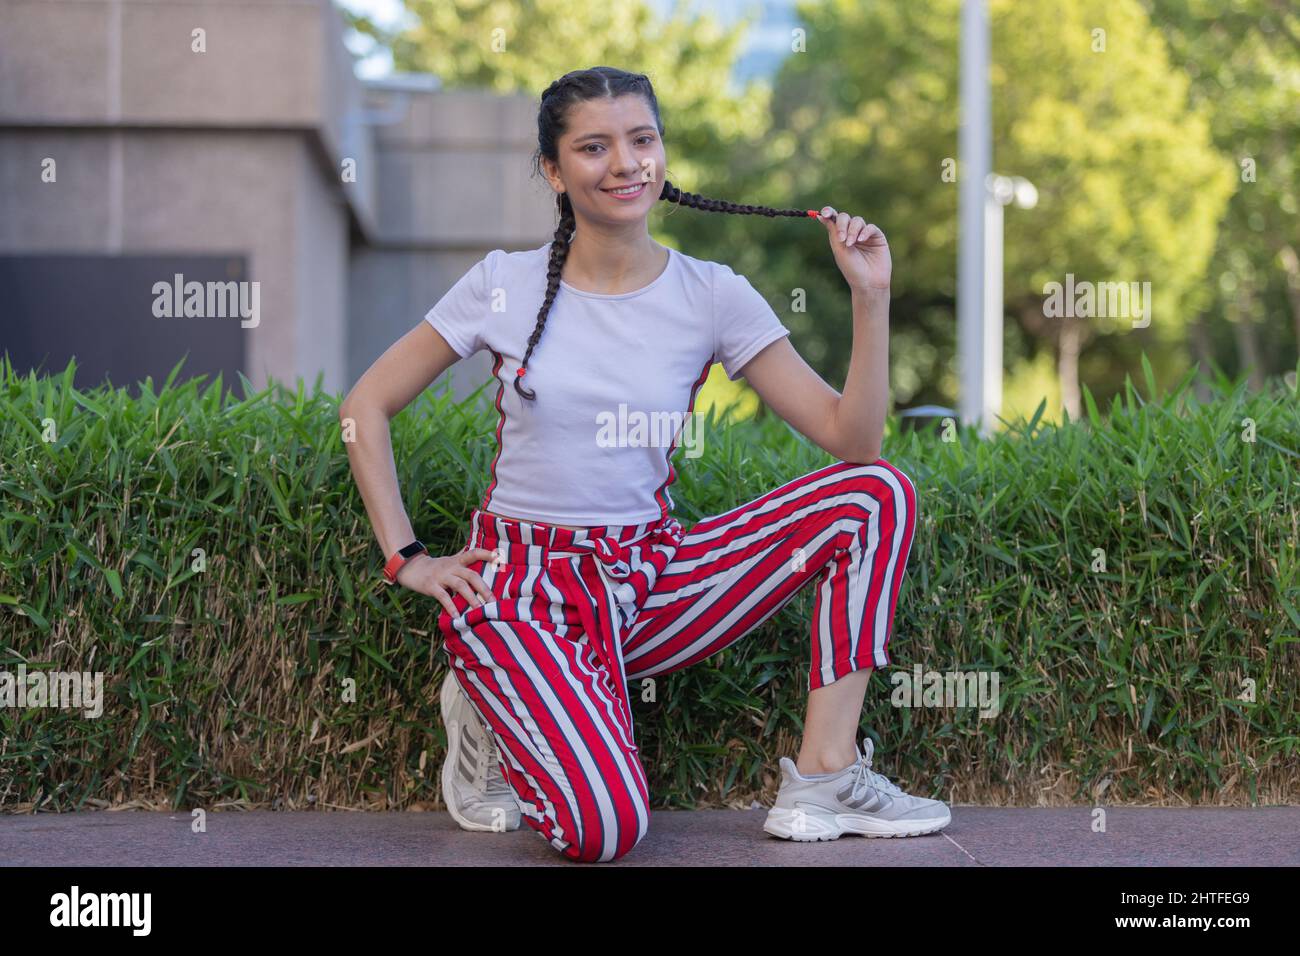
[847,744,907,803]
[468,732,513,798]
[481,745,513,797]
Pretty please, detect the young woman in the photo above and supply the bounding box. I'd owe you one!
[340,66,950,863]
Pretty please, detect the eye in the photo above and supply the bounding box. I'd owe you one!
[584,135,655,153]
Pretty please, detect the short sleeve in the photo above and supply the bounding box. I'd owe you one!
[424,250,501,358]
[712,262,791,380]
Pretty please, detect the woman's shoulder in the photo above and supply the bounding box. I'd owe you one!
[656,246,740,300]
[487,244,550,272]
[465,245,551,294]
[666,245,723,276]
[667,248,757,294]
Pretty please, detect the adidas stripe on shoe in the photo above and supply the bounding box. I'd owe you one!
[439,671,521,832]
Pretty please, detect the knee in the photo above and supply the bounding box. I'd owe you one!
[825,458,918,530]
[560,799,650,864]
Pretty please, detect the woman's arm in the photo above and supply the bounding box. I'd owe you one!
[835,285,891,460]
[739,207,893,463]
[338,322,462,559]
[740,288,890,463]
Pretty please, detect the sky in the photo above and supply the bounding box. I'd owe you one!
[334,0,800,85]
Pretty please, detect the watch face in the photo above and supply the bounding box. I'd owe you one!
[399,541,426,558]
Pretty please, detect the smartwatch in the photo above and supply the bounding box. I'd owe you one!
[383,540,428,584]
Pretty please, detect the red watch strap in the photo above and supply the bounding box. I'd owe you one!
[383,543,427,584]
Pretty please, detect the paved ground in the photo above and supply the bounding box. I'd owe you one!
[3,807,1298,865]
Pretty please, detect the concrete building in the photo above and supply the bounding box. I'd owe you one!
[0,0,555,401]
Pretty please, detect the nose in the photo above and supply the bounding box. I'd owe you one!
[611,144,639,177]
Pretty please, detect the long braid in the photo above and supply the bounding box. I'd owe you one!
[518,66,814,402]
[514,194,575,400]
[657,179,809,220]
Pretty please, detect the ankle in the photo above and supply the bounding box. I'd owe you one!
[795,747,857,777]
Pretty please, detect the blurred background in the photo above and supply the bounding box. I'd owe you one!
[1,0,1295,430]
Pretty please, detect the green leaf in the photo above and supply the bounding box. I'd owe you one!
[1081,383,1102,430]
[68,538,108,574]
[1190,572,1217,608]
[14,603,50,630]
[276,591,320,606]
[1140,351,1158,402]
[357,641,397,674]
[1141,688,1157,733]
[128,552,167,579]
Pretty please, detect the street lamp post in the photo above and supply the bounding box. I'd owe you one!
[959,0,1038,438]
[958,0,991,436]
[983,174,1038,434]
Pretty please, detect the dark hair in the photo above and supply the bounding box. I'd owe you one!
[516,65,810,401]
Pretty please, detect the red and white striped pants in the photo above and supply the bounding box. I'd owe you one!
[436,458,918,862]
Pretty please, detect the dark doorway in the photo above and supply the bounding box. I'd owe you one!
[0,254,248,396]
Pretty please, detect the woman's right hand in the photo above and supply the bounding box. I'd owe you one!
[396,548,498,618]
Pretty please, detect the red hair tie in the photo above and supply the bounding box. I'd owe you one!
[806,210,821,218]
[516,367,527,377]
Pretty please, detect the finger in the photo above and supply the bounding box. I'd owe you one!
[447,575,482,607]
[819,205,838,234]
[835,211,851,243]
[462,569,495,604]
[450,567,490,606]
[461,547,500,566]
[847,216,867,246]
[430,583,456,618]
[820,208,841,244]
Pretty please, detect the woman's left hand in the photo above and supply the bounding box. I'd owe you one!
[817,205,891,294]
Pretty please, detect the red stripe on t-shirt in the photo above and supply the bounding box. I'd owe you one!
[652,356,714,521]
[480,349,508,513]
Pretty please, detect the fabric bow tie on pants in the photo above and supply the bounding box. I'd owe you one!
[543,534,641,730]
[457,512,684,739]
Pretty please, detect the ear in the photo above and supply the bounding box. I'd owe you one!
[540,156,563,193]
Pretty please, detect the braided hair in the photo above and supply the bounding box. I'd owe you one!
[517,66,812,401]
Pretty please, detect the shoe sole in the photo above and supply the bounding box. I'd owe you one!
[763,806,951,841]
[440,673,519,833]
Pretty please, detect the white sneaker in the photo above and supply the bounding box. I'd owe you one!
[439,671,521,832]
[763,737,951,840]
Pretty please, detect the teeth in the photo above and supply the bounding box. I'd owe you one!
[607,184,643,195]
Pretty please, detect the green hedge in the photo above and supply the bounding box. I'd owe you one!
[1,354,1297,812]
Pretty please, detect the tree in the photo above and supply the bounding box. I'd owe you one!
[1141,0,1300,394]
[691,0,1235,422]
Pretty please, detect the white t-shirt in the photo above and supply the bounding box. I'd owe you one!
[424,241,791,526]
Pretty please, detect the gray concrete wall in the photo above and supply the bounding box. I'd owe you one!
[0,127,339,391]
[0,0,368,395]
[0,0,560,406]
[296,137,350,396]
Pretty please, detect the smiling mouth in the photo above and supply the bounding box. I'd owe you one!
[601,183,648,197]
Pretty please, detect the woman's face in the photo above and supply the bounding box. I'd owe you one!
[545,94,666,229]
